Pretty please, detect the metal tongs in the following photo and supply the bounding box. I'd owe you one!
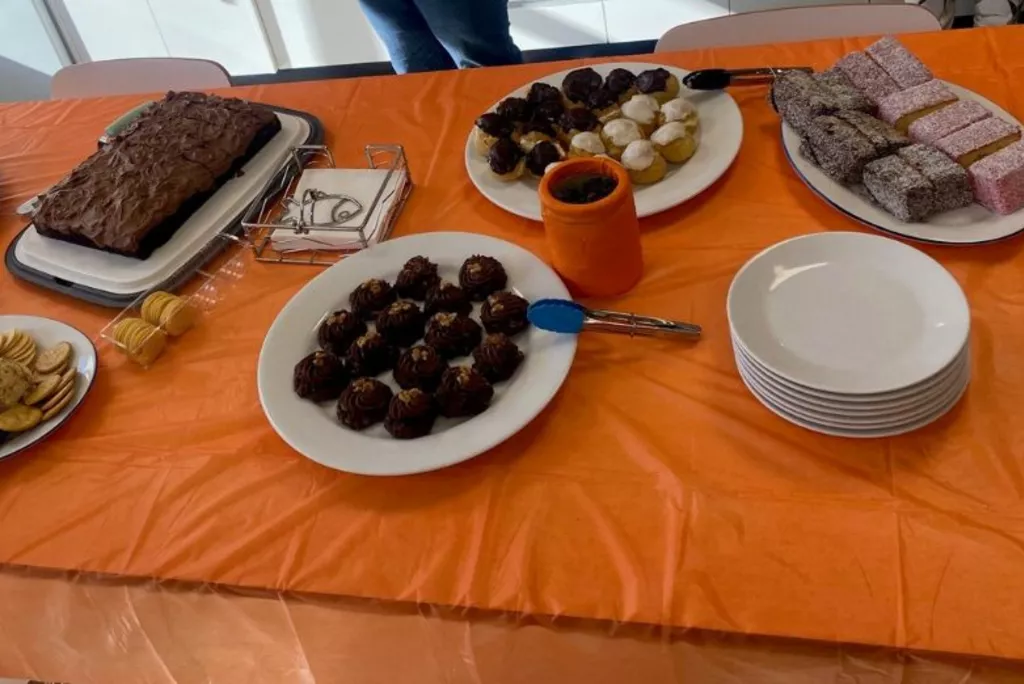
[528,299,701,339]
[683,67,812,91]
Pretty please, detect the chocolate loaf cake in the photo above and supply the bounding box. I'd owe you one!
[33,91,281,259]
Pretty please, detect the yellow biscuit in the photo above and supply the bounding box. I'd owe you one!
[5,333,31,359]
[40,379,74,413]
[24,374,61,405]
[0,331,12,355]
[35,341,71,374]
[59,367,76,388]
[114,317,148,349]
[0,404,42,432]
[160,299,197,337]
[131,327,166,366]
[41,389,74,421]
[142,291,176,326]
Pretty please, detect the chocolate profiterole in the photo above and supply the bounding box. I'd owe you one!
[586,86,618,114]
[472,333,524,383]
[496,96,531,123]
[346,330,398,377]
[436,366,494,418]
[526,141,563,177]
[317,309,367,355]
[395,255,440,300]
[384,388,438,439]
[637,68,671,95]
[424,280,472,316]
[349,278,396,320]
[559,108,600,135]
[394,344,448,392]
[375,300,425,347]
[337,377,393,430]
[527,82,563,107]
[424,312,482,359]
[487,138,523,176]
[459,255,508,300]
[562,67,603,104]
[480,291,530,336]
[475,112,514,139]
[293,350,349,402]
[533,100,565,125]
[604,68,637,99]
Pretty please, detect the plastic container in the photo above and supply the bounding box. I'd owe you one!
[539,158,643,297]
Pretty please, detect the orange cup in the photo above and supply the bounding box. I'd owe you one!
[539,158,643,298]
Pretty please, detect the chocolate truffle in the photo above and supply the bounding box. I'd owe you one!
[459,255,508,301]
[497,96,531,123]
[436,366,494,418]
[424,280,472,316]
[349,278,396,320]
[424,312,482,359]
[559,108,600,135]
[384,388,438,439]
[604,68,637,99]
[472,333,524,383]
[487,138,523,176]
[527,82,562,107]
[293,350,349,402]
[480,291,530,336]
[346,330,399,376]
[317,309,367,355]
[562,67,603,104]
[395,255,440,300]
[393,344,449,392]
[375,300,425,347]
[337,377,393,430]
[526,141,563,177]
[636,68,671,95]
[475,112,514,139]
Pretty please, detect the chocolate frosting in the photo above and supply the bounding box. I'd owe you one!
[337,377,393,430]
[496,97,532,123]
[562,68,603,103]
[424,313,483,359]
[384,389,438,439]
[637,68,672,94]
[559,108,600,134]
[436,366,494,418]
[585,85,618,112]
[533,100,565,124]
[604,68,637,97]
[317,309,367,355]
[526,141,563,177]
[459,255,508,301]
[476,112,514,138]
[395,255,440,300]
[527,82,563,106]
[293,350,349,402]
[472,333,524,383]
[487,138,522,175]
[394,344,449,392]
[346,331,399,376]
[424,280,472,316]
[349,278,396,319]
[480,291,530,336]
[374,300,426,347]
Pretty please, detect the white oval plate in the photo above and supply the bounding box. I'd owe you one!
[0,316,98,460]
[783,82,1024,245]
[257,232,577,476]
[464,62,743,221]
[727,232,969,395]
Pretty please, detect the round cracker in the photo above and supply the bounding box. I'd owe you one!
[23,374,61,405]
[160,299,196,337]
[40,379,74,413]
[142,292,175,326]
[58,367,76,387]
[41,387,74,421]
[35,341,71,374]
[0,331,12,355]
[0,404,42,433]
[131,327,166,366]
[5,335,31,359]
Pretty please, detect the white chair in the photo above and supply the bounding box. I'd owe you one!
[655,4,942,53]
[51,57,230,100]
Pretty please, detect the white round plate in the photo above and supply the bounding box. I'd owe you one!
[464,62,743,221]
[0,316,98,460]
[727,232,969,395]
[783,82,1024,245]
[734,336,968,414]
[257,232,577,476]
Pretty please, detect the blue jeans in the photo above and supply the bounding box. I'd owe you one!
[359,0,522,73]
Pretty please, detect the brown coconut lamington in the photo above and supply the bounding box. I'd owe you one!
[33,91,281,259]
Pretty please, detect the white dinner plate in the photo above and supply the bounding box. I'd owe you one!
[0,316,98,460]
[782,82,1024,245]
[257,232,577,476]
[727,232,970,395]
[464,62,743,221]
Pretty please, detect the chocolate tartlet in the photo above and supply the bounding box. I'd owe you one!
[424,280,472,316]
[337,377,393,430]
[526,141,563,177]
[562,67,603,104]
[393,344,448,392]
[346,330,398,377]
[475,112,514,139]
[349,278,396,320]
[384,389,438,439]
[375,300,425,347]
[472,333,524,383]
[317,309,367,355]
[459,255,508,300]
[527,82,563,106]
[436,366,494,418]
[424,312,482,359]
[480,291,530,336]
[605,68,637,99]
[293,350,349,402]
[637,68,671,95]
[487,138,523,176]
[395,255,440,300]
[497,96,531,123]
[559,108,600,135]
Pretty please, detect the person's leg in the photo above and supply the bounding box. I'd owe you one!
[358,0,456,73]
[413,0,522,69]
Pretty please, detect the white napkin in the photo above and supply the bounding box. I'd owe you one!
[269,168,402,253]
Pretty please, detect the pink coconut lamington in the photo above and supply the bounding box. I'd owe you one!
[865,36,932,88]
[908,99,992,144]
[969,141,1024,214]
[834,51,899,103]
[934,117,1021,164]
[877,80,956,128]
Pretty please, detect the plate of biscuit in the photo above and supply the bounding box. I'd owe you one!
[257,232,577,476]
[464,62,743,221]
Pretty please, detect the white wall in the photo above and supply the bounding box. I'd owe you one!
[258,0,388,68]
[0,0,66,102]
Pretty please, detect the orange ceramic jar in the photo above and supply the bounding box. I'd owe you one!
[538,158,643,298]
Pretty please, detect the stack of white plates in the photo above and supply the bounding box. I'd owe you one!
[727,232,970,438]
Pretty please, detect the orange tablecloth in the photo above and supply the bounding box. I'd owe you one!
[3,27,1024,673]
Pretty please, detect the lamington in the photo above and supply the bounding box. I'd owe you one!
[934,117,1021,167]
[800,115,879,184]
[770,70,840,132]
[877,80,957,133]
[862,155,936,222]
[834,51,900,103]
[907,99,992,144]
[865,36,933,89]
[814,69,876,115]
[969,141,1024,214]
[834,110,910,157]
[898,144,973,214]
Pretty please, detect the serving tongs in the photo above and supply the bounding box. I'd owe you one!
[528,299,701,339]
[683,67,813,91]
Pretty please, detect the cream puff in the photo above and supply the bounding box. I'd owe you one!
[651,122,697,163]
[604,68,637,104]
[486,137,526,182]
[496,97,531,125]
[621,139,668,184]
[620,94,660,136]
[600,119,644,160]
[515,115,557,151]
[585,86,622,123]
[562,67,603,107]
[659,97,700,134]
[473,113,514,156]
[525,140,566,177]
[568,131,606,158]
[558,108,600,144]
[636,67,681,104]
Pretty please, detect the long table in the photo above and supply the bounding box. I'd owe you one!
[2,27,1024,683]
